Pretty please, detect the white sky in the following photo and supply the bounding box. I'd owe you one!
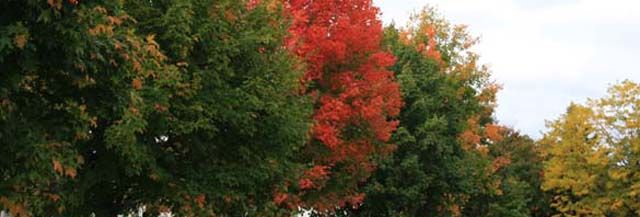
[374,0,640,138]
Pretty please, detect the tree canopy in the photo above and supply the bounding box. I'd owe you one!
[541,80,640,216]
[2,0,640,217]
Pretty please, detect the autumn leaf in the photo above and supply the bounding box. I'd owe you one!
[64,167,77,179]
[47,0,62,9]
[153,103,167,112]
[47,193,61,202]
[0,197,29,217]
[52,159,63,175]
[132,78,143,90]
[246,0,260,10]
[149,173,160,181]
[298,178,314,190]
[194,194,206,208]
[491,155,511,173]
[273,192,288,205]
[89,117,98,128]
[13,34,27,49]
[224,10,237,22]
[485,124,504,142]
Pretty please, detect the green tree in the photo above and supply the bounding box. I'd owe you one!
[482,129,552,217]
[1,0,311,216]
[1,0,177,215]
[350,7,501,217]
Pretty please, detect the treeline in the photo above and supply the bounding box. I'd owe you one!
[0,0,637,217]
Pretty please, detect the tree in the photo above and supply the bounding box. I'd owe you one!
[349,7,502,217]
[483,129,553,217]
[1,0,312,215]
[541,80,640,216]
[1,0,176,215]
[281,0,403,213]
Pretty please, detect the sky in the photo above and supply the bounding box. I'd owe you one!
[374,0,640,138]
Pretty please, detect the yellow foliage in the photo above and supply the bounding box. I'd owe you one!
[542,81,640,215]
[13,34,27,49]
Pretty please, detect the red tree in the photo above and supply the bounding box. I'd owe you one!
[280,0,402,212]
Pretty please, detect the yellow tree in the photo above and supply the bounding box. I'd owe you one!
[594,81,640,215]
[541,80,640,216]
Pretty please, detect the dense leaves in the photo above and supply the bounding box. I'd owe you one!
[1,0,311,216]
[281,0,402,213]
[5,0,638,217]
[1,0,176,215]
[541,81,640,216]
[348,8,502,217]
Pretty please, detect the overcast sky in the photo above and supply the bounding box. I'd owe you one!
[374,0,640,138]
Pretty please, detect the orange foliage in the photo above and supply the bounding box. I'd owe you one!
[422,24,442,63]
[64,167,77,179]
[459,117,482,151]
[491,155,512,173]
[224,10,237,22]
[131,78,143,90]
[460,130,481,150]
[52,159,63,175]
[485,124,504,142]
[0,197,30,217]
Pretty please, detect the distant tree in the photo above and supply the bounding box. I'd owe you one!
[483,129,553,217]
[541,80,640,216]
[348,7,502,217]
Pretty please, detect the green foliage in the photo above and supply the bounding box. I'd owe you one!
[6,0,623,216]
[349,8,553,217]
[0,0,311,216]
[351,8,498,216]
[465,130,553,217]
[1,0,176,215]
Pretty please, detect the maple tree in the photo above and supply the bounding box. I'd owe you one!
[1,0,176,215]
[281,0,402,213]
[116,0,313,215]
[1,0,311,216]
[343,7,504,216]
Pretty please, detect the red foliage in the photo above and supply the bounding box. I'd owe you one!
[298,165,331,190]
[283,0,402,211]
[348,193,366,209]
[273,192,289,205]
[246,0,260,10]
